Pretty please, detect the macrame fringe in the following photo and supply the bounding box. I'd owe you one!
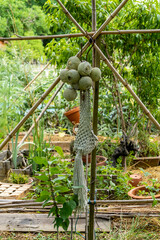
[73,150,87,211]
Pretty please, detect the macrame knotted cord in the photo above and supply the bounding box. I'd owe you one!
[73,89,98,211]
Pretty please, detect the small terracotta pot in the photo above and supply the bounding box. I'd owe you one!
[82,155,107,166]
[129,174,142,187]
[64,107,80,125]
[128,185,160,199]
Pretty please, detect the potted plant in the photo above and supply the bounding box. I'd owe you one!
[128,178,160,199]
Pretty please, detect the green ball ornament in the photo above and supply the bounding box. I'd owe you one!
[71,82,80,90]
[67,56,81,70]
[90,67,101,82]
[79,76,92,90]
[78,61,92,76]
[63,88,77,101]
[67,69,80,84]
[60,69,69,83]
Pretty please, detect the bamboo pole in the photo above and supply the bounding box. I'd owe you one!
[0,29,160,41]
[88,1,99,238]
[0,77,60,150]
[24,61,51,90]
[0,199,159,208]
[18,82,64,146]
[0,23,98,151]
[133,156,160,161]
[57,0,130,60]
[55,0,90,40]
[92,199,160,204]
[93,43,160,130]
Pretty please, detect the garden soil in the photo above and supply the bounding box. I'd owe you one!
[128,166,160,186]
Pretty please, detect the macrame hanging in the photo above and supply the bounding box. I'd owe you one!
[59,56,101,210]
[73,89,98,211]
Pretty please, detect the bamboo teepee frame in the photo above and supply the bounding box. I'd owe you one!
[0,0,160,238]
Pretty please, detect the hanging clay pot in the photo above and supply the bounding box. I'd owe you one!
[64,107,80,125]
[129,174,142,187]
[82,155,107,166]
[128,185,160,199]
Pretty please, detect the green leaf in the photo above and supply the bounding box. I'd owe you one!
[56,195,66,204]
[33,156,48,166]
[68,200,77,210]
[60,203,72,220]
[52,176,66,183]
[36,195,49,202]
[40,190,50,196]
[54,146,64,158]
[35,174,49,181]
[50,167,60,175]
[54,217,63,230]
[60,200,76,220]
[54,186,70,193]
[48,206,56,217]
[62,218,70,231]
[110,180,116,188]
[150,192,158,207]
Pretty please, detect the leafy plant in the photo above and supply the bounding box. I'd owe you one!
[138,168,160,206]
[8,172,29,184]
[96,163,132,200]
[11,131,19,169]
[138,130,160,157]
[32,146,77,232]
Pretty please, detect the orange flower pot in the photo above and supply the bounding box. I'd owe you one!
[128,185,160,199]
[64,107,80,125]
[129,174,142,187]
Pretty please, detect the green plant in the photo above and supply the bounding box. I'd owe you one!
[32,146,77,233]
[138,168,160,206]
[96,139,119,159]
[11,131,19,169]
[8,172,29,184]
[138,130,160,157]
[96,163,132,200]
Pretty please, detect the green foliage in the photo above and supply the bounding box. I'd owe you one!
[0,53,32,137]
[96,163,132,200]
[0,0,50,37]
[6,32,46,63]
[32,146,77,231]
[11,131,19,169]
[138,168,160,206]
[8,172,29,184]
[96,139,119,158]
[44,0,160,135]
[138,130,159,157]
